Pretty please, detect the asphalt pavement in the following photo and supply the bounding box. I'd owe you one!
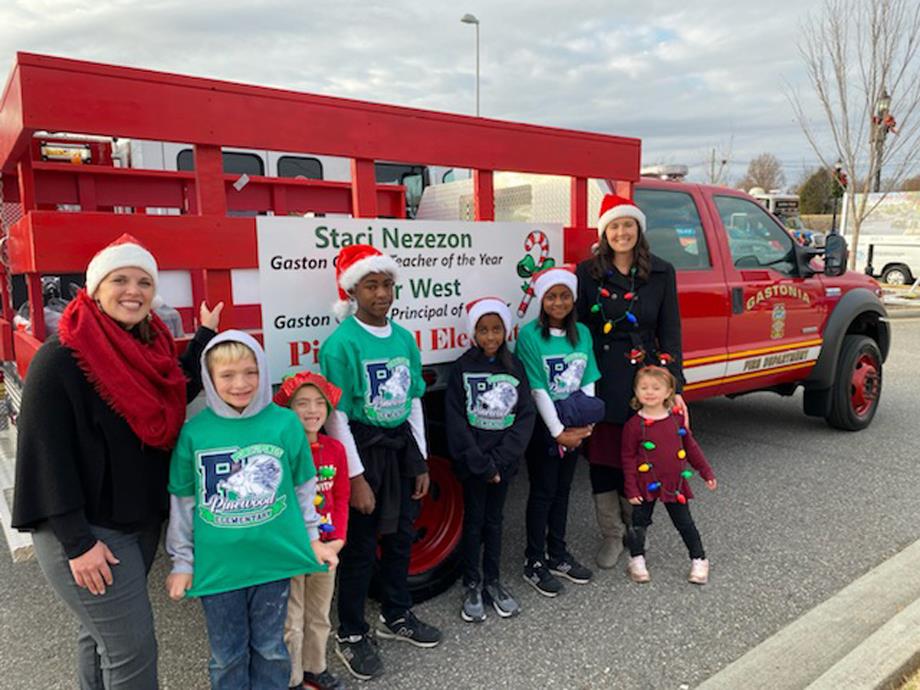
[1,318,917,690]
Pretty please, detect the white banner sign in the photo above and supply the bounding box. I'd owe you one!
[256,217,564,383]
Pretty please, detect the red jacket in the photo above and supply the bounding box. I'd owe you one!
[622,411,714,503]
[311,434,350,542]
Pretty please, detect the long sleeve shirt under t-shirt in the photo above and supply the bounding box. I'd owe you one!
[320,316,428,476]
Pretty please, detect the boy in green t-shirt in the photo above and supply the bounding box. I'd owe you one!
[165,330,337,690]
[320,244,442,681]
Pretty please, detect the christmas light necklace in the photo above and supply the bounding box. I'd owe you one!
[591,266,639,337]
[636,411,695,503]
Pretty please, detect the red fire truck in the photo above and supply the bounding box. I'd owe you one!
[0,54,888,598]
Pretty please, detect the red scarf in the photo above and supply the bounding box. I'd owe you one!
[58,290,188,449]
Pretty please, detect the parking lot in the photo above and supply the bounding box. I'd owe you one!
[1,317,916,690]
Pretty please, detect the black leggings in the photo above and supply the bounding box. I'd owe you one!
[628,500,705,560]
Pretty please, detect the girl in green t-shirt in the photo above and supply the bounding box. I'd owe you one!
[515,267,601,599]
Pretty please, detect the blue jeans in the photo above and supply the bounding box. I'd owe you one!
[200,579,291,690]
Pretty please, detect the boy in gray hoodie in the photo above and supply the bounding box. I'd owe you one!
[166,330,337,690]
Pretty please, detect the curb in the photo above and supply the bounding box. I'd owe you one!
[884,308,920,319]
[696,539,920,690]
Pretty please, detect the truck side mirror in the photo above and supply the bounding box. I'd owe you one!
[824,234,848,277]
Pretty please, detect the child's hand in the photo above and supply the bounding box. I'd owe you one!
[166,572,193,601]
[312,540,339,570]
[628,496,643,505]
[412,472,430,500]
[198,301,224,331]
[556,427,591,450]
[706,478,718,491]
[350,474,376,514]
[674,394,690,430]
[326,538,345,555]
[488,472,501,484]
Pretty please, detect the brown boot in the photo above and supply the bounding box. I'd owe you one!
[593,491,625,569]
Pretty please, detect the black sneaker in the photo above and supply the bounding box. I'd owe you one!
[548,553,594,584]
[376,611,442,648]
[334,633,383,681]
[303,669,345,690]
[522,559,564,597]
[460,584,487,623]
[483,580,521,617]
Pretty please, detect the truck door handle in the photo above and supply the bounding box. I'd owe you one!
[732,287,744,314]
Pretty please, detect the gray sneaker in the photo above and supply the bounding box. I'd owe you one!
[483,581,521,618]
[460,584,487,623]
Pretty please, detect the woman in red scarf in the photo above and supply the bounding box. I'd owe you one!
[13,234,221,690]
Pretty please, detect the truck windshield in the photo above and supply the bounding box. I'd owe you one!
[375,163,429,218]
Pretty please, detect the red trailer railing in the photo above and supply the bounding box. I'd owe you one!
[0,51,641,378]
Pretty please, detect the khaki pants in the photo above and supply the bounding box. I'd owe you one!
[284,569,336,685]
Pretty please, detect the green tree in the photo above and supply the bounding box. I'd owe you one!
[798,168,835,213]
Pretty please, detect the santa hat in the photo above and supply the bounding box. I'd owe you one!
[464,297,512,342]
[85,233,160,303]
[333,244,399,320]
[597,194,646,236]
[273,370,342,410]
[532,265,578,306]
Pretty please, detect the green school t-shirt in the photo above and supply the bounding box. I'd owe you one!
[168,404,322,597]
[515,320,601,402]
[319,316,425,427]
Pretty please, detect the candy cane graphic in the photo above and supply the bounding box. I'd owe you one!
[517,231,550,317]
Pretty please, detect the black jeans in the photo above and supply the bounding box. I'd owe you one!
[628,500,705,560]
[525,423,578,563]
[336,478,419,636]
[461,476,510,586]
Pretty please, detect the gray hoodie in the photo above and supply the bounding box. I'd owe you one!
[167,329,321,575]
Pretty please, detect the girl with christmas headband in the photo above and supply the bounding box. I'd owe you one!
[12,233,222,688]
[515,265,600,597]
[574,194,687,571]
[274,371,350,690]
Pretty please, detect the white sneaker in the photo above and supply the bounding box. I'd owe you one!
[627,555,650,583]
[688,558,709,585]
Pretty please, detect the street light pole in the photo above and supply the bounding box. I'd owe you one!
[461,13,480,116]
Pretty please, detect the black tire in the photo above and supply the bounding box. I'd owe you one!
[880,264,912,286]
[826,335,882,431]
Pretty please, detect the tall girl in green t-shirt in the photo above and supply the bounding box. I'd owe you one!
[515,266,601,598]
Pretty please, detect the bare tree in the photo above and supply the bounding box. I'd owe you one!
[788,0,920,267]
[737,153,786,191]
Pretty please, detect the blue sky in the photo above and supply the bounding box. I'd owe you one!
[0,0,858,186]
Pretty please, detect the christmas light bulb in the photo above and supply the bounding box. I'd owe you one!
[604,321,613,334]
[624,292,634,300]
[600,288,611,298]
[648,481,661,491]
[676,493,687,504]
[678,427,688,437]
[643,441,656,450]
[677,449,687,459]
[626,312,638,325]
[591,304,601,313]
[638,463,651,472]
[681,470,693,479]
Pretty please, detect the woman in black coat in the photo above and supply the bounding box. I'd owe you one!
[12,234,221,689]
[575,195,686,570]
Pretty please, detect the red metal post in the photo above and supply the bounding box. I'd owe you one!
[570,176,587,227]
[473,170,494,221]
[193,144,232,326]
[351,158,378,218]
[17,156,46,340]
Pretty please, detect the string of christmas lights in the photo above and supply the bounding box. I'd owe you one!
[636,412,694,503]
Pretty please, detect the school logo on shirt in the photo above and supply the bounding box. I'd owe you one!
[543,354,587,400]
[463,372,519,430]
[363,356,412,422]
[196,444,287,527]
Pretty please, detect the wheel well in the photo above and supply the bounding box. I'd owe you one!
[880,263,912,277]
[845,311,889,360]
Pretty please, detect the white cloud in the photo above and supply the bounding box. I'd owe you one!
[0,0,881,185]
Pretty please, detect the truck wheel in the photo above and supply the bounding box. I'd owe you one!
[370,455,464,604]
[826,335,882,430]
[880,264,912,286]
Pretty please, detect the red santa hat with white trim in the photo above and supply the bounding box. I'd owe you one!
[597,194,646,236]
[464,297,512,341]
[532,265,578,305]
[85,233,163,308]
[333,244,399,320]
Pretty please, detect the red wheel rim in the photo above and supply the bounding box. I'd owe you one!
[409,455,463,576]
[850,353,880,418]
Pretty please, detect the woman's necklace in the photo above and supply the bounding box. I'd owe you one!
[637,412,693,502]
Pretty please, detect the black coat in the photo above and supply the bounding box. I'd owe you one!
[12,327,215,558]
[575,255,684,424]
[445,347,535,481]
